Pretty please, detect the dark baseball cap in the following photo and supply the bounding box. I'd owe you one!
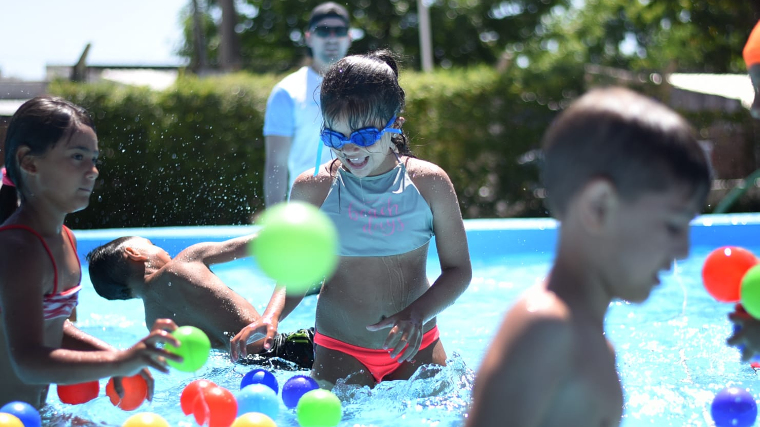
[308,2,350,29]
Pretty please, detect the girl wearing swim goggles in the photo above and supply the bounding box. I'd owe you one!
[232,50,471,389]
[314,115,404,176]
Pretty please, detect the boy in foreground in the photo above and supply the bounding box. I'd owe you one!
[466,87,711,427]
[86,235,314,369]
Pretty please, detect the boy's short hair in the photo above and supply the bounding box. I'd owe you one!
[541,86,711,216]
[86,236,137,300]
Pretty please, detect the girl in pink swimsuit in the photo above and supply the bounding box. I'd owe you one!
[0,96,181,409]
[231,50,472,388]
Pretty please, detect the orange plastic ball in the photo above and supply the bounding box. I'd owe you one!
[181,379,217,415]
[57,381,99,405]
[193,386,238,427]
[106,375,148,411]
[702,246,758,302]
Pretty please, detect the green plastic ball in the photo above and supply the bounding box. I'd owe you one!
[166,326,211,372]
[296,389,342,427]
[251,201,339,293]
[741,265,760,319]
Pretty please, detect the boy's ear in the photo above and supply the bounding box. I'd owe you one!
[17,146,36,174]
[577,178,618,233]
[124,246,149,262]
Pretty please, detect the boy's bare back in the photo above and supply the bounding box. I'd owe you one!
[468,284,622,427]
[142,244,259,348]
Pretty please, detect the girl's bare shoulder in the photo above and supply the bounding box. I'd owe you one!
[403,157,455,195]
[291,160,341,206]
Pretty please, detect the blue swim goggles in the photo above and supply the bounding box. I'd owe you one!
[314,116,402,175]
[320,116,402,149]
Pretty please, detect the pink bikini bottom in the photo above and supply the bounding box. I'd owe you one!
[314,326,440,382]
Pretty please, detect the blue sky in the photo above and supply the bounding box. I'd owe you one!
[0,0,188,81]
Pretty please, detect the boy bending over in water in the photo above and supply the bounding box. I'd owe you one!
[87,235,315,369]
[466,87,711,427]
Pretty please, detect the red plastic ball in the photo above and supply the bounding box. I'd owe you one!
[192,385,238,427]
[106,375,148,411]
[180,379,217,415]
[702,246,758,302]
[57,381,99,405]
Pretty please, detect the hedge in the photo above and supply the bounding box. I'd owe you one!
[50,67,557,228]
[50,67,754,228]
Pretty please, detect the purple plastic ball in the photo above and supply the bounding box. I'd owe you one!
[240,368,279,394]
[711,387,757,427]
[282,375,320,409]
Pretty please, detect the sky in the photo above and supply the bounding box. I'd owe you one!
[0,0,188,81]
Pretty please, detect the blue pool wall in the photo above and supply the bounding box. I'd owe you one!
[72,213,760,266]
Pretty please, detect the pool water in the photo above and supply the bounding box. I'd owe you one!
[42,214,760,426]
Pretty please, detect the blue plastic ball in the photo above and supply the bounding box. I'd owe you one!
[236,384,280,419]
[282,375,319,409]
[711,387,758,427]
[0,401,41,427]
[240,368,279,394]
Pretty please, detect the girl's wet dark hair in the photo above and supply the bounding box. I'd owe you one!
[320,49,413,156]
[0,96,94,222]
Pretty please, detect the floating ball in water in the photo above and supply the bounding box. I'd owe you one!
[57,381,99,405]
[236,384,280,420]
[0,414,23,427]
[711,387,757,427]
[106,375,148,411]
[121,412,170,427]
[181,379,217,415]
[165,326,211,372]
[296,389,342,427]
[282,375,319,409]
[240,368,279,394]
[192,385,238,427]
[741,265,760,318]
[0,401,40,427]
[250,201,338,293]
[231,412,277,427]
[703,246,758,302]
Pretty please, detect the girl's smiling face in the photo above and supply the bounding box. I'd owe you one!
[327,117,399,178]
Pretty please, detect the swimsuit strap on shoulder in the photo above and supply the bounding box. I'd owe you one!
[0,224,59,294]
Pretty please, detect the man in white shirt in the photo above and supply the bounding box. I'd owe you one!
[263,2,352,206]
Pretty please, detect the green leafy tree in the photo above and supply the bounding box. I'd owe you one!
[178,0,572,73]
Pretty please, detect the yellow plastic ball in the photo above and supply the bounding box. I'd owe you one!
[121,413,170,427]
[0,413,24,427]
[231,412,278,427]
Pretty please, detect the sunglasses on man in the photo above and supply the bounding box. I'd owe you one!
[312,26,349,38]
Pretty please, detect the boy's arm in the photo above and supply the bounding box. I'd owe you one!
[178,234,256,267]
[467,310,572,427]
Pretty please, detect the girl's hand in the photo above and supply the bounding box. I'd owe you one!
[728,305,760,361]
[230,317,279,363]
[110,368,155,401]
[118,319,182,376]
[366,313,423,363]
